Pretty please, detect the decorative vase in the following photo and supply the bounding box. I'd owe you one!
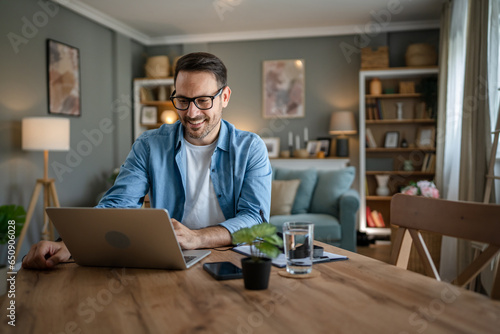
[369,78,382,95]
[375,175,391,196]
[401,136,408,148]
[396,102,404,120]
[241,257,272,290]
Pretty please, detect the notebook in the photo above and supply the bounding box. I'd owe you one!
[233,245,348,268]
[46,207,211,270]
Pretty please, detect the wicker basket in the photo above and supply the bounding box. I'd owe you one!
[361,46,389,69]
[405,44,437,67]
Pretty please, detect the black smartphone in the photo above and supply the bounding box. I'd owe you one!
[203,261,243,280]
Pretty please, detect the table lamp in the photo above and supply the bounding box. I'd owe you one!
[329,111,357,157]
[17,117,70,257]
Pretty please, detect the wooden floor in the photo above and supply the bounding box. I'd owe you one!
[357,244,392,264]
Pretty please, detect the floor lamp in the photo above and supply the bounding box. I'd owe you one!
[329,111,357,157]
[17,117,70,258]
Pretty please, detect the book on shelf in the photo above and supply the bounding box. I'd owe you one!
[366,98,375,120]
[421,153,430,172]
[376,99,384,120]
[366,206,377,227]
[421,153,436,172]
[366,128,377,148]
[371,210,386,228]
[427,154,436,172]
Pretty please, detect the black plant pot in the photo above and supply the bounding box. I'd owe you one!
[241,257,272,290]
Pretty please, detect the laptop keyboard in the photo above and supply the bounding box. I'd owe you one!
[184,255,197,263]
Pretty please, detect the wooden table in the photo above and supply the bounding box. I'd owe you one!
[1,243,499,333]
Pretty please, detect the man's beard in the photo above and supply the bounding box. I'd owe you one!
[182,112,222,140]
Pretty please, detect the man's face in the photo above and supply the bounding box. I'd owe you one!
[174,71,230,146]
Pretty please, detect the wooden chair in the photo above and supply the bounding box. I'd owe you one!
[390,193,500,300]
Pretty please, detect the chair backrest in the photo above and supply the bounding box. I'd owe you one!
[390,193,500,300]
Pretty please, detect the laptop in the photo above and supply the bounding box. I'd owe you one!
[45,207,211,270]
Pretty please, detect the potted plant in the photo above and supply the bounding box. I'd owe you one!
[0,205,26,295]
[232,222,283,290]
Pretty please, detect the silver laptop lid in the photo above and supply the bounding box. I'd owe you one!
[46,207,210,270]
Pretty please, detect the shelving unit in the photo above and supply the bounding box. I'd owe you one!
[133,77,175,140]
[359,67,439,237]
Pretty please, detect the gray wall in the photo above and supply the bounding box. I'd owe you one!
[0,0,438,260]
[0,0,144,261]
[145,29,439,204]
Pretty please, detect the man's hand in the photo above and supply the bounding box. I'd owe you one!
[171,218,232,249]
[22,241,71,270]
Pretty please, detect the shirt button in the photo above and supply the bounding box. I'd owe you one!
[212,169,215,172]
[218,194,222,198]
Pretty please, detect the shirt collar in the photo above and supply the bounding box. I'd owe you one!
[175,119,229,152]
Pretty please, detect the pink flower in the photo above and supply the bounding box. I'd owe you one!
[421,187,440,198]
[401,186,418,196]
[401,180,440,198]
[416,180,433,189]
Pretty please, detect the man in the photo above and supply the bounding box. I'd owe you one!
[22,52,272,269]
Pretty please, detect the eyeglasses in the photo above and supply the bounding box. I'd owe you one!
[170,87,225,111]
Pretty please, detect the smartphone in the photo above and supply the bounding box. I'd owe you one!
[203,261,243,280]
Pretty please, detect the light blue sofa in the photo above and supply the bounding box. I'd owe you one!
[269,166,359,252]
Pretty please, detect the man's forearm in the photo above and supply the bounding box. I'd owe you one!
[197,226,232,248]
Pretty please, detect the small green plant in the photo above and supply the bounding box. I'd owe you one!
[0,205,26,244]
[232,223,283,262]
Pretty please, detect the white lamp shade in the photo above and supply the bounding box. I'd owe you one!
[22,117,70,151]
[329,111,357,135]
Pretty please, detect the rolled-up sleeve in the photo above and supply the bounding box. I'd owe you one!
[219,137,272,233]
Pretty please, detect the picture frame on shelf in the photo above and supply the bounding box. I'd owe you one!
[141,106,158,125]
[47,39,81,116]
[262,137,280,158]
[317,138,332,157]
[306,140,320,156]
[416,126,436,148]
[262,59,305,119]
[384,131,399,148]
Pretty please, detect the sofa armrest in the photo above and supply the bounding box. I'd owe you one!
[338,189,360,252]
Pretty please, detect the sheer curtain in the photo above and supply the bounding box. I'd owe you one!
[438,0,499,285]
[488,0,500,132]
[437,0,469,281]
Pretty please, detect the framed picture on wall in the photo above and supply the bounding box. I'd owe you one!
[141,106,158,125]
[262,137,280,158]
[262,59,305,119]
[47,39,81,116]
[416,126,436,148]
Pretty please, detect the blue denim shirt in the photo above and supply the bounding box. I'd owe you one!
[97,120,272,234]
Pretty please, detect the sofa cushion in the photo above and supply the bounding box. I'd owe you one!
[274,168,318,214]
[310,166,356,218]
[269,213,341,244]
[270,179,301,216]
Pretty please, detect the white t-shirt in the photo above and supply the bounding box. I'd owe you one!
[182,139,226,229]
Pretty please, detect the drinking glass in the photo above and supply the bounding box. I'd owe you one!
[282,222,314,274]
